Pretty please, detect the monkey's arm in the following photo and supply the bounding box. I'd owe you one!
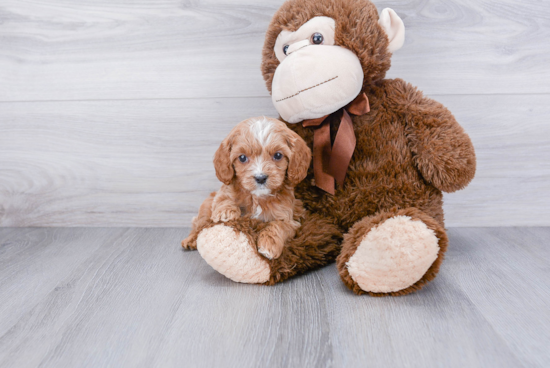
[405,97,476,192]
[390,79,476,192]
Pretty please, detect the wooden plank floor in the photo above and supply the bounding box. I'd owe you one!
[1,227,548,368]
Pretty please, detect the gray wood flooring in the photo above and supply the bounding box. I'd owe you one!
[1,227,549,368]
[1,0,549,227]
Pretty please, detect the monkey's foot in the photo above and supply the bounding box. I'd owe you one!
[196,224,270,283]
[337,208,448,296]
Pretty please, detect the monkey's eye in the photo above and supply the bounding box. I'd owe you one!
[238,155,248,163]
[311,33,324,44]
[283,45,289,55]
[273,152,283,161]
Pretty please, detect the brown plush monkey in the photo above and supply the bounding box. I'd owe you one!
[186,0,476,296]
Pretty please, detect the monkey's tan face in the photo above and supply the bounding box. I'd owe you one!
[270,10,406,124]
[271,16,364,124]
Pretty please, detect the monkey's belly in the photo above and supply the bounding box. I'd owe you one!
[298,166,444,231]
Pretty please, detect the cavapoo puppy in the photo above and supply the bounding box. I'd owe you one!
[182,117,311,259]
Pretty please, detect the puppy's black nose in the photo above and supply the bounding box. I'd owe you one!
[254,174,268,185]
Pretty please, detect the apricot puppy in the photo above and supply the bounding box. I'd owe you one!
[182,117,311,259]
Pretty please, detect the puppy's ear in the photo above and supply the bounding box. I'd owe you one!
[287,130,312,185]
[213,135,234,185]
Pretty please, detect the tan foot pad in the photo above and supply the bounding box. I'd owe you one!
[347,216,439,293]
[197,224,270,284]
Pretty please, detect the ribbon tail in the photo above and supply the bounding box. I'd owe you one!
[312,123,335,195]
[328,110,356,187]
[303,93,368,194]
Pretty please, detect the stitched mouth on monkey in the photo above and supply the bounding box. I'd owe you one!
[275,75,339,103]
[270,17,364,124]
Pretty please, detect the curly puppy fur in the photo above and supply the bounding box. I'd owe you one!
[258,0,475,295]
[182,117,311,260]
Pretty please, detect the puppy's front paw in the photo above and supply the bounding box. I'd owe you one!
[181,236,197,250]
[257,232,284,260]
[211,207,241,223]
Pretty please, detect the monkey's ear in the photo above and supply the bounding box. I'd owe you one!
[213,136,234,185]
[378,8,405,53]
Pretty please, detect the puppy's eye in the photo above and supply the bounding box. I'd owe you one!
[283,45,289,55]
[273,152,283,161]
[311,33,323,44]
[238,155,248,163]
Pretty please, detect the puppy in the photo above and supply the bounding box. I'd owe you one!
[182,117,311,259]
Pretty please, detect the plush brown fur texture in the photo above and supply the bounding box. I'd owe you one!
[182,117,312,259]
[189,0,475,296]
[259,0,475,295]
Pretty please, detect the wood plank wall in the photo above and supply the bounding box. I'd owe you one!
[0,0,548,227]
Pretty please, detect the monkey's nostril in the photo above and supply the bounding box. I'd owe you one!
[254,174,268,185]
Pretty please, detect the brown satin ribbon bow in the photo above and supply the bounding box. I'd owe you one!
[302,93,370,195]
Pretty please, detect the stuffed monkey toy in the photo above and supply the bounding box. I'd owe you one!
[185,0,476,296]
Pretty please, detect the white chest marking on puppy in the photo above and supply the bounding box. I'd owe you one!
[252,205,263,219]
[249,117,273,147]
